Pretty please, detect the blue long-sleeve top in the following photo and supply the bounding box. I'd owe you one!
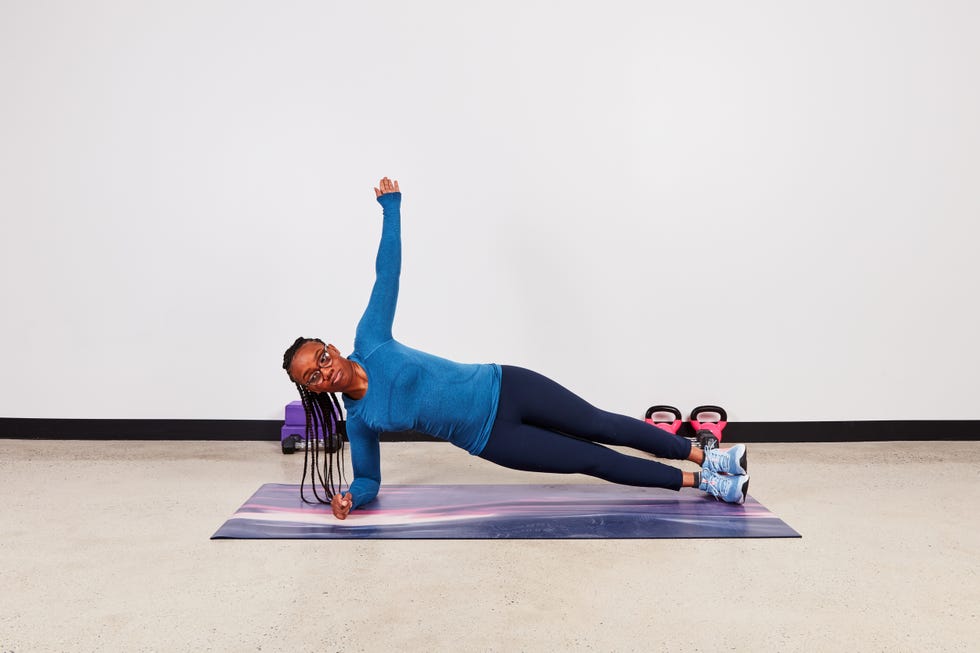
[340,192,502,510]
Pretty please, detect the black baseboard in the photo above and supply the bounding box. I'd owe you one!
[0,418,977,442]
[718,421,978,442]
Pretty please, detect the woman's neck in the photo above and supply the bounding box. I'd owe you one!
[344,361,369,400]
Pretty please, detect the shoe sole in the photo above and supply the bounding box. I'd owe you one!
[740,477,749,504]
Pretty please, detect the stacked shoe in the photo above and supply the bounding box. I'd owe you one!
[704,443,747,475]
[699,443,749,504]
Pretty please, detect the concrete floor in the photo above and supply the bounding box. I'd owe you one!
[0,440,977,652]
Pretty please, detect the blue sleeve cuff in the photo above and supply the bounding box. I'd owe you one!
[348,479,379,510]
[376,191,401,208]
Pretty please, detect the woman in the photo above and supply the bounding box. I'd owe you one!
[283,177,749,520]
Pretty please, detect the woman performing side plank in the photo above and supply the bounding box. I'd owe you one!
[282,177,749,520]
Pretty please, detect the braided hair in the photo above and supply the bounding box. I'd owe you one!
[282,336,348,504]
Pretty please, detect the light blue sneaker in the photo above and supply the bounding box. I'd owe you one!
[703,443,747,475]
[699,468,749,504]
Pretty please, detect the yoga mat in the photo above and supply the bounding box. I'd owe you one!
[212,484,800,539]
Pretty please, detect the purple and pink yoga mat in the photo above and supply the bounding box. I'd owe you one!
[212,484,800,539]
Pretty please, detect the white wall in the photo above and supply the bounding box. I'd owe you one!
[1,1,978,421]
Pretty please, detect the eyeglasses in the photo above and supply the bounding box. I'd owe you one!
[303,346,334,389]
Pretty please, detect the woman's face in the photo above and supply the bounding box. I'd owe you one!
[289,341,353,394]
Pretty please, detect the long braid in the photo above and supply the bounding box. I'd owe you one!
[313,389,347,496]
[297,386,318,504]
[307,386,328,500]
[298,385,321,504]
[283,337,349,505]
[325,391,348,489]
[300,381,344,504]
[299,384,330,504]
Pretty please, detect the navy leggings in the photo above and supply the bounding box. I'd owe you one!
[478,366,693,490]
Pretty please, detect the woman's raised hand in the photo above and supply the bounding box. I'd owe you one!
[374,177,400,198]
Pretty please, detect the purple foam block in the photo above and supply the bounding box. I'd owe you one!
[284,399,342,425]
[282,400,342,442]
[281,423,306,443]
[284,400,306,426]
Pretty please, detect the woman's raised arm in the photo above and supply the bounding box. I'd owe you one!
[354,177,402,351]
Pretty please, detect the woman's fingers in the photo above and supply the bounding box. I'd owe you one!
[374,177,399,196]
[331,495,348,520]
